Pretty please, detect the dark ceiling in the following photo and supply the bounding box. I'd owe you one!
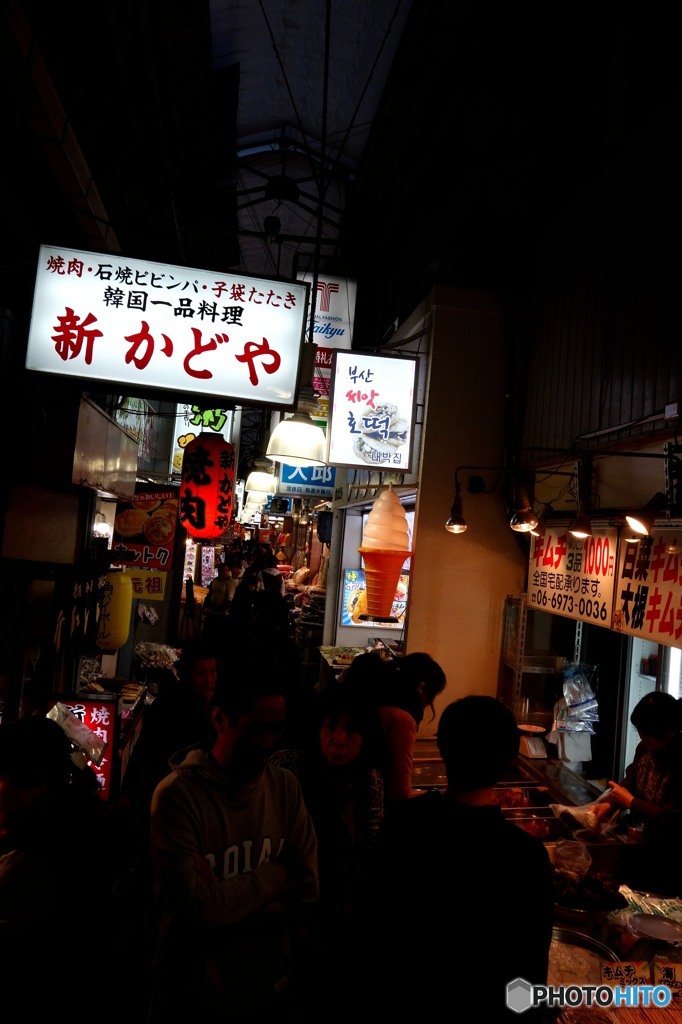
[0,1,672,356]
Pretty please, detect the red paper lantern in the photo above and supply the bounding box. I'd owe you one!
[179,433,235,541]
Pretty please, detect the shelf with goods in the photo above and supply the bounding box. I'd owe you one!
[499,594,571,724]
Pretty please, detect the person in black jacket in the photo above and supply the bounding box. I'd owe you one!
[358,695,554,1023]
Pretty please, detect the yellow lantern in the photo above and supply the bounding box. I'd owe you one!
[96,571,133,651]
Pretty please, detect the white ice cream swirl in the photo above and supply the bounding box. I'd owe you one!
[360,485,410,550]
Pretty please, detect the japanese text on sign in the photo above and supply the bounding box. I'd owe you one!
[279,463,336,497]
[527,528,618,627]
[612,532,682,642]
[60,700,114,801]
[26,246,308,407]
[112,490,178,570]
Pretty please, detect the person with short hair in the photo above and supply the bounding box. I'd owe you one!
[147,660,319,1023]
[258,549,287,597]
[594,690,682,895]
[360,695,553,1022]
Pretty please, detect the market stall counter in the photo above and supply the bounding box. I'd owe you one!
[410,747,682,1013]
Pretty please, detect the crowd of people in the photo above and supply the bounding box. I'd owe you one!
[3,540,682,1022]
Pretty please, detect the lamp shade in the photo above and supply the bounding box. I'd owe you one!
[180,433,235,540]
[246,490,270,505]
[445,490,467,534]
[96,571,132,651]
[244,470,277,494]
[509,486,539,533]
[266,411,326,467]
[569,510,593,539]
[625,491,668,537]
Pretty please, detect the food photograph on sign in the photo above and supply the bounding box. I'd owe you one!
[326,351,418,471]
[341,569,409,628]
[112,489,179,570]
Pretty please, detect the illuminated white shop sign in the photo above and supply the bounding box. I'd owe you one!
[527,528,618,627]
[327,351,418,472]
[296,272,355,350]
[612,530,682,643]
[26,245,309,408]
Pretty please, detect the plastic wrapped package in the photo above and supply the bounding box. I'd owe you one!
[46,702,107,766]
[549,798,620,840]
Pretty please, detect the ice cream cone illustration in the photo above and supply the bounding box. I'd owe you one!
[358,484,412,619]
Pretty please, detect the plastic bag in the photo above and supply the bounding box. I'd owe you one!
[553,839,592,882]
[549,798,621,840]
[46,702,107,767]
[553,662,600,734]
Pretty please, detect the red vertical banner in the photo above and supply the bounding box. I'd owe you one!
[180,433,235,541]
[54,699,117,801]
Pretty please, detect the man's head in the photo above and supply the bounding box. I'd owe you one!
[437,695,520,792]
[209,661,286,779]
[178,642,218,700]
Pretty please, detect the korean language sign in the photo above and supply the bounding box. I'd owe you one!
[26,245,309,407]
[612,531,682,643]
[527,528,618,627]
[327,351,418,471]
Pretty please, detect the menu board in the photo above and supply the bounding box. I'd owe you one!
[112,488,179,570]
[612,530,682,643]
[527,528,618,628]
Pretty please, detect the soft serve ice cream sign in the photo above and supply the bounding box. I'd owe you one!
[358,484,412,622]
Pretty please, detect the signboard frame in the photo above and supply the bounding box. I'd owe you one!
[25,244,309,409]
[527,526,618,629]
[326,350,418,471]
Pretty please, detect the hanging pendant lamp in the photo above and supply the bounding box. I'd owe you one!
[266,410,327,467]
[244,469,277,494]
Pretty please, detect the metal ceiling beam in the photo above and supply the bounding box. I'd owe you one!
[6,0,120,253]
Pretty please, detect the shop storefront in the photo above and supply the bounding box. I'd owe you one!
[502,518,682,786]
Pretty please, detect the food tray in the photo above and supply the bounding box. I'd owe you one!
[548,927,618,988]
[503,806,555,819]
[630,913,682,943]
[505,814,571,841]
[492,785,552,808]
[411,761,447,789]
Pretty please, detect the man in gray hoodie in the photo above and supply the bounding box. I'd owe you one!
[148,657,319,1022]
